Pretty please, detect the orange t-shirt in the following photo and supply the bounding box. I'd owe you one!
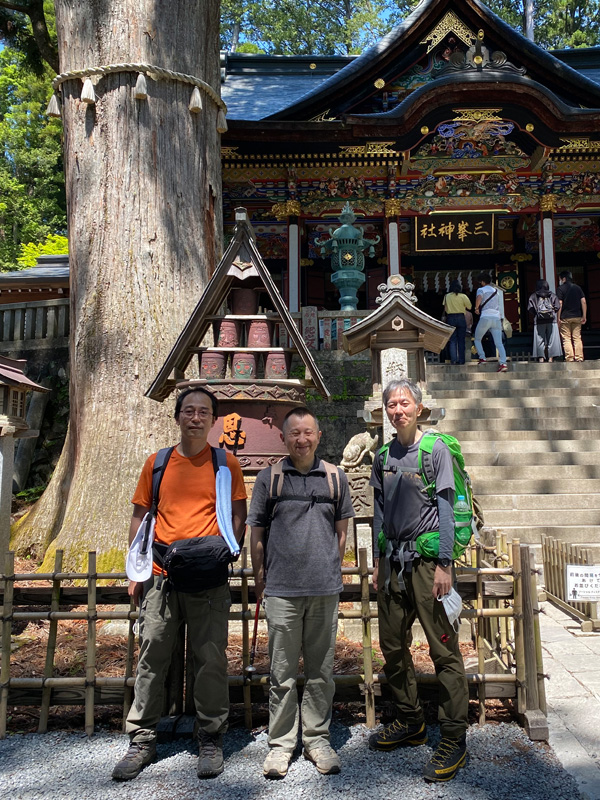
[132,444,247,557]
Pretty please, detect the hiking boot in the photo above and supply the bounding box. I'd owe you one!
[303,744,341,774]
[497,364,508,373]
[368,719,427,751]
[197,730,224,778]
[263,748,292,779]
[111,741,156,781]
[423,734,467,782]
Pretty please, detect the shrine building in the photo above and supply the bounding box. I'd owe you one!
[220,0,600,344]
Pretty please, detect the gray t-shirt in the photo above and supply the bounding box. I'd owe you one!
[247,457,355,597]
[370,435,454,556]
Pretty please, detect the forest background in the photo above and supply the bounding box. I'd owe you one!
[0,0,599,272]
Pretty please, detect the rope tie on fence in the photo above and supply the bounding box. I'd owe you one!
[47,62,227,132]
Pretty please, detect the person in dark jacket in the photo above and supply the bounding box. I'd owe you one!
[527,279,561,362]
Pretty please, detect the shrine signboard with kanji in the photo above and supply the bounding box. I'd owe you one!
[414,213,495,252]
[566,564,600,602]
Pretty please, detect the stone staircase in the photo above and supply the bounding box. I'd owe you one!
[428,361,600,562]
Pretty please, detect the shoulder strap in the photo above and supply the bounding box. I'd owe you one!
[212,446,227,471]
[269,459,285,500]
[378,440,393,467]
[320,461,340,503]
[479,287,498,312]
[417,432,439,501]
[151,446,175,516]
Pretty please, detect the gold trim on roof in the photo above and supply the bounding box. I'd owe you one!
[556,138,600,151]
[339,141,398,156]
[272,200,302,219]
[540,194,558,213]
[452,108,503,122]
[308,109,338,122]
[221,147,241,159]
[420,11,477,53]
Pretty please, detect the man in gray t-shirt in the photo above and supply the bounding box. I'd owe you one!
[249,407,354,779]
[368,379,469,784]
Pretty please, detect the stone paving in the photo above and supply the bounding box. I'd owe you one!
[540,601,600,800]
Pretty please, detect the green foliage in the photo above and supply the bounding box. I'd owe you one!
[481,1,600,48]
[220,0,416,55]
[15,485,46,503]
[0,46,66,270]
[17,233,68,268]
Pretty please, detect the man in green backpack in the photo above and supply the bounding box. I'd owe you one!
[368,378,468,782]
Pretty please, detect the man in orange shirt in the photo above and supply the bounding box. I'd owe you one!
[112,388,247,782]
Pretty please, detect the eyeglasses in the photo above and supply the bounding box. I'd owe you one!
[181,408,213,419]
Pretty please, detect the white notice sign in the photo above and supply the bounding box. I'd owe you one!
[565,565,600,602]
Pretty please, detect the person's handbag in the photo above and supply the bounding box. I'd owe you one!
[502,317,513,338]
[154,535,233,593]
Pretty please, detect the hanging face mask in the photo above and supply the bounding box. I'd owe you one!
[438,587,463,632]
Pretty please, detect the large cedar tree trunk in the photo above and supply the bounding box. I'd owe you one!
[12,0,222,570]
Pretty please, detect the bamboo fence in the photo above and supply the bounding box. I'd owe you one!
[541,534,600,632]
[0,537,547,739]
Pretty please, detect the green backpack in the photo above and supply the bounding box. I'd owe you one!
[377,430,480,560]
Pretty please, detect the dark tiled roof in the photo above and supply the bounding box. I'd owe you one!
[221,54,353,120]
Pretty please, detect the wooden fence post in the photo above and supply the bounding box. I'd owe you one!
[0,551,14,739]
[511,539,526,716]
[85,552,97,737]
[359,548,376,729]
[39,549,63,733]
[240,549,253,730]
[520,545,548,740]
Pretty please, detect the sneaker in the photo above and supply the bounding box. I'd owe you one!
[303,744,341,774]
[477,358,486,365]
[423,734,467,782]
[263,748,292,779]
[368,719,428,751]
[497,364,508,373]
[111,741,156,781]
[197,730,224,778]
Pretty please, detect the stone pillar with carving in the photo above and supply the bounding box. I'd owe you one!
[539,194,558,292]
[273,200,302,312]
[385,200,403,277]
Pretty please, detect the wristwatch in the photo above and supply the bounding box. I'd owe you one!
[436,557,452,568]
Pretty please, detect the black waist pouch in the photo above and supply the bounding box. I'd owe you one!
[153,536,232,592]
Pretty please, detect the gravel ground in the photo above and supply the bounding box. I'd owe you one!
[0,721,582,800]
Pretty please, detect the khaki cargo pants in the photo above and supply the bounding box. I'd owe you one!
[377,558,468,739]
[126,576,231,743]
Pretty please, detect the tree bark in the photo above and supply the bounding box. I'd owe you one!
[12,0,223,570]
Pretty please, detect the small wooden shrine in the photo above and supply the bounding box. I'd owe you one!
[0,356,48,572]
[342,273,453,432]
[147,207,330,474]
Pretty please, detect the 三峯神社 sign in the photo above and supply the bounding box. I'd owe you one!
[414,213,495,253]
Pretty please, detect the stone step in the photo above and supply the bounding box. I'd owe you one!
[478,493,597,511]
[473,478,600,494]
[461,439,600,454]
[442,405,599,420]
[430,383,600,397]
[442,429,594,441]
[465,451,600,466]
[489,525,600,546]
[429,361,600,375]
[439,395,600,410]
[484,508,600,526]
[471,464,600,480]
[437,416,600,431]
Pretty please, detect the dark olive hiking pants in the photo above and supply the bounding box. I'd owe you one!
[377,558,468,739]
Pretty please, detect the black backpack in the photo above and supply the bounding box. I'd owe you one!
[536,295,554,322]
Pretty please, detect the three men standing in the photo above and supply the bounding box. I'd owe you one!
[368,379,469,783]
[112,388,247,781]
[249,407,354,779]
[557,270,587,362]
